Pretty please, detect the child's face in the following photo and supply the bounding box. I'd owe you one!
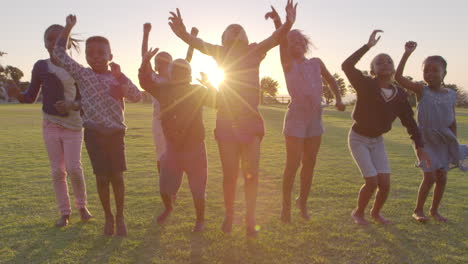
[155,53,172,76]
[44,28,62,54]
[170,59,192,84]
[222,24,249,49]
[423,61,446,86]
[371,54,395,77]
[287,31,307,58]
[85,42,113,73]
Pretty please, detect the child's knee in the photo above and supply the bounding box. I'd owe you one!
[66,166,83,177]
[51,168,66,181]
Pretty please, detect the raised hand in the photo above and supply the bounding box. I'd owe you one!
[109,62,122,78]
[143,23,152,34]
[65,14,77,29]
[404,41,417,54]
[264,5,280,21]
[197,72,210,86]
[169,8,187,38]
[285,0,298,25]
[367,30,383,48]
[142,47,159,63]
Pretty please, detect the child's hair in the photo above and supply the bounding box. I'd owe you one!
[287,29,315,54]
[370,53,394,76]
[222,24,249,47]
[155,52,173,65]
[423,56,447,71]
[86,36,111,50]
[170,59,192,83]
[44,24,81,52]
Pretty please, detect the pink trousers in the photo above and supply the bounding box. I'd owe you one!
[43,120,87,215]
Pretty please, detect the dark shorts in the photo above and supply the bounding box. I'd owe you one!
[84,128,127,176]
[159,141,207,199]
[214,118,264,143]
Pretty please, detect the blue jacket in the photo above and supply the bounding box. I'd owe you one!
[22,60,79,116]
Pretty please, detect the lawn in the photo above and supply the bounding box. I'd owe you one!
[0,104,467,264]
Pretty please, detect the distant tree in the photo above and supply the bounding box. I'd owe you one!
[4,66,23,82]
[260,76,279,104]
[446,83,468,107]
[322,73,347,104]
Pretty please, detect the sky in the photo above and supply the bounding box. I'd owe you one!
[1,0,467,97]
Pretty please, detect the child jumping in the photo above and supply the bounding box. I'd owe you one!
[8,24,92,227]
[342,30,430,226]
[395,41,468,222]
[54,15,142,236]
[139,47,217,232]
[168,0,297,237]
[265,5,346,223]
[141,23,198,173]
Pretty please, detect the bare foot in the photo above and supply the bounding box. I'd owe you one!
[157,208,173,224]
[412,211,429,222]
[296,198,310,220]
[280,208,291,223]
[430,211,448,223]
[221,217,233,234]
[351,210,369,226]
[192,221,205,232]
[79,207,93,222]
[116,216,128,237]
[103,216,115,236]
[55,215,70,228]
[370,212,392,224]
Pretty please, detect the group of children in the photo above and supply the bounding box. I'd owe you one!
[8,0,467,237]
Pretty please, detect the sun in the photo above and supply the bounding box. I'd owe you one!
[190,56,224,89]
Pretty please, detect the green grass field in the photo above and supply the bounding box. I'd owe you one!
[0,104,467,264]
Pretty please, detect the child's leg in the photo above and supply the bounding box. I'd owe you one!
[282,136,304,222]
[43,122,70,226]
[430,170,448,222]
[95,174,114,235]
[158,147,183,224]
[110,171,127,236]
[348,130,379,225]
[353,176,378,225]
[240,137,261,236]
[217,140,241,233]
[62,129,91,221]
[185,142,208,231]
[297,136,321,220]
[370,173,391,224]
[413,171,436,221]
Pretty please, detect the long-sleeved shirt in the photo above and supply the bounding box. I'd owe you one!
[53,40,141,132]
[139,67,216,150]
[342,45,424,148]
[21,59,82,130]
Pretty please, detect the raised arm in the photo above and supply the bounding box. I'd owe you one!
[341,30,382,90]
[395,41,424,97]
[197,72,217,108]
[256,0,297,55]
[265,5,291,71]
[319,59,345,111]
[53,15,87,81]
[139,48,165,98]
[185,27,199,63]
[109,62,141,103]
[169,9,221,57]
